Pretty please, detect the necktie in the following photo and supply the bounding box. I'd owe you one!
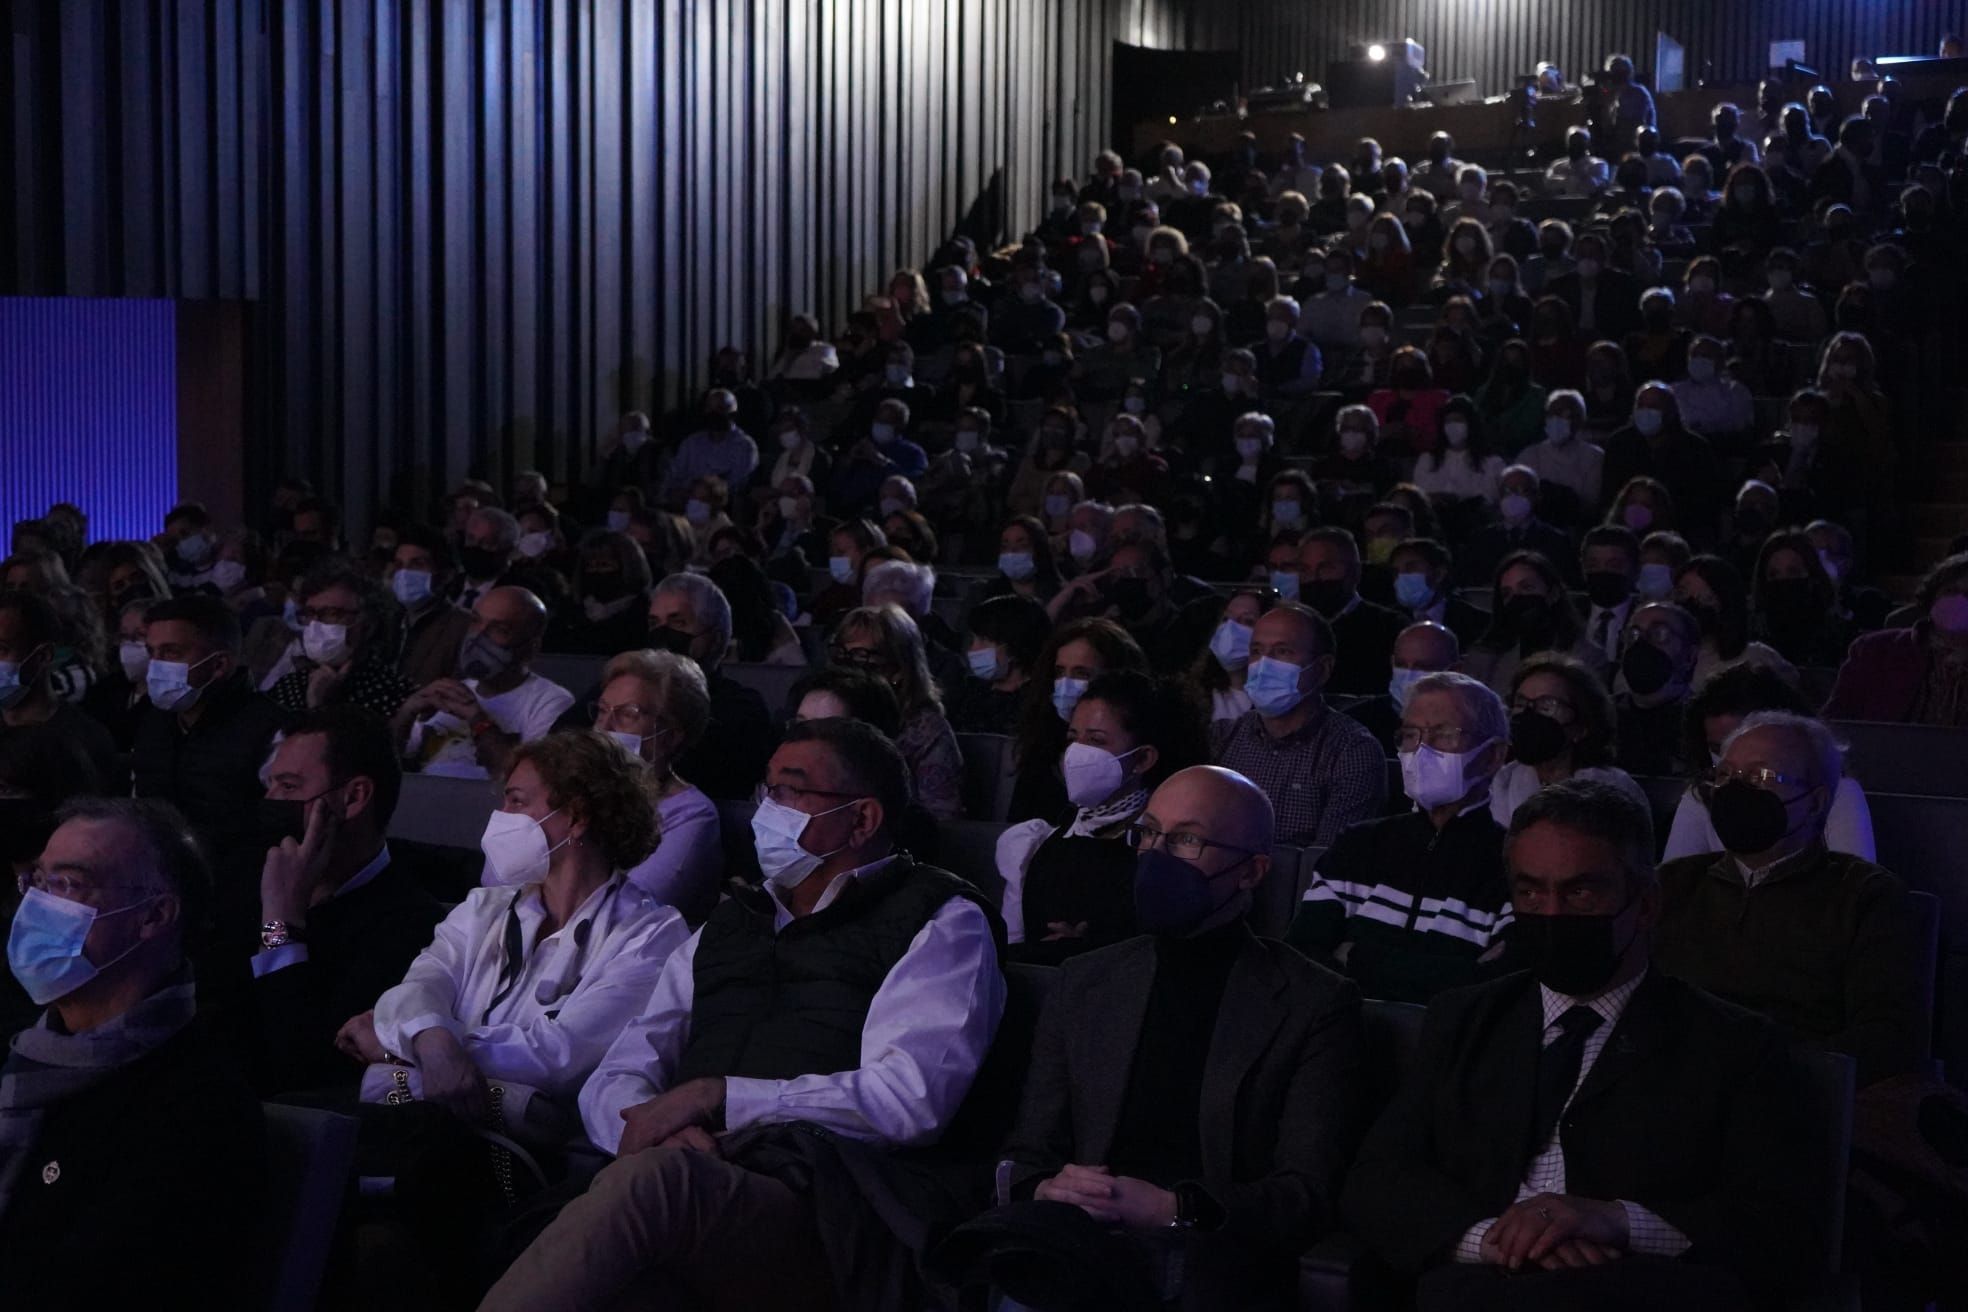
[1531,1005,1603,1154]
[1593,608,1615,656]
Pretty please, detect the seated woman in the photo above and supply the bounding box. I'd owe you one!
[1673,554,1797,687]
[952,594,1050,735]
[994,670,1206,964]
[1008,617,1150,824]
[346,729,689,1160]
[544,530,652,655]
[1186,586,1275,722]
[1748,529,1853,669]
[1462,549,1608,694]
[1491,653,1650,825]
[682,475,735,565]
[590,650,723,923]
[1824,551,1968,726]
[1665,663,1876,860]
[830,604,964,820]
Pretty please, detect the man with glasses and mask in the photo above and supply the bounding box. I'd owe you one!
[267,564,419,719]
[245,707,444,1095]
[1613,602,1701,776]
[386,526,471,687]
[481,718,1003,1311]
[132,596,288,925]
[937,765,1363,1308]
[1344,780,1827,1310]
[393,585,570,780]
[1291,672,1512,1004]
[0,797,264,1306]
[644,572,774,801]
[1654,711,1927,1088]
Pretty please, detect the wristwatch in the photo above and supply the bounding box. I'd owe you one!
[260,919,307,952]
[1169,1181,1219,1231]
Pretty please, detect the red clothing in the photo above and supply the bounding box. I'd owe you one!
[1367,387,1452,457]
[1821,626,1930,722]
[1088,453,1171,505]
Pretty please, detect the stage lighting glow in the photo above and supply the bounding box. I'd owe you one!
[1367,44,1387,62]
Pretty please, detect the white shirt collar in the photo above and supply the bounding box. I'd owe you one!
[772,853,900,931]
[1540,966,1647,1032]
[333,844,393,902]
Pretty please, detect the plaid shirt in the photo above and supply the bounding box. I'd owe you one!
[1209,703,1387,847]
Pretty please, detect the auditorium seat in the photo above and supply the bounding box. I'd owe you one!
[1868,792,1968,1087]
[1829,721,1968,799]
[956,732,1018,823]
[262,1102,359,1312]
[390,772,499,850]
[721,661,804,716]
[533,652,605,695]
[938,819,1011,905]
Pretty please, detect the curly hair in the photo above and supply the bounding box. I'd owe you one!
[509,729,660,871]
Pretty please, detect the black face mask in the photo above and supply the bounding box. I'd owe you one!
[586,573,628,602]
[1509,906,1635,996]
[1503,593,1553,639]
[648,624,697,657]
[460,546,507,580]
[1584,571,1632,609]
[1109,577,1155,619]
[255,791,339,852]
[1709,780,1807,855]
[1761,577,1818,619]
[1620,641,1679,697]
[1301,578,1354,619]
[1509,710,1571,766]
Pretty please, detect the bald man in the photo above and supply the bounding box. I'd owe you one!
[1343,620,1462,753]
[952,765,1365,1308]
[392,585,574,779]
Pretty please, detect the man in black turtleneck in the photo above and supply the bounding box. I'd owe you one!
[947,765,1365,1308]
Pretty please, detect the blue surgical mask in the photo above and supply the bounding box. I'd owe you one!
[997,551,1035,582]
[1244,657,1310,718]
[0,660,27,711]
[1394,571,1435,611]
[1052,676,1088,722]
[1637,562,1674,600]
[967,646,1003,681]
[829,555,856,585]
[8,888,158,1006]
[1269,570,1301,602]
[1209,619,1252,670]
[1389,667,1430,712]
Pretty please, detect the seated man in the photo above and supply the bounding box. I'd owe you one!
[1210,604,1386,847]
[392,585,573,779]
[1294,528,1408,697]
[1655,711,1927,1087]
[1344,781,1829,1311]
[0,798,265,1305]
[949,765,1364,1308]
[1613,602,1701,777]
[1291,673,1510,1003]
[1343,619,1460,753]
[248,706,446,1096]
[650,572,776,801]
[480,718,1004,1311]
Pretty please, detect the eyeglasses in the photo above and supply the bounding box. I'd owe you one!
[1394,724,1487,753]
[17,870,163,902]
[829,646,895,672]
[589,701,671,730]
[756,783,864,809]
[1122,823,1256,863]
[1699,763,1812,802]
[1508,695,1577,723]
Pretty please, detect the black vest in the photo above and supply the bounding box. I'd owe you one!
[674,856,985,1083]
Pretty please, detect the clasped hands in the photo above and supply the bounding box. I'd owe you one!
[618,1077,729,1157]
[1034,1163,1176,1229]
[1480,1193,1630,1271]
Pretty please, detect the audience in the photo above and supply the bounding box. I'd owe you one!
[649,572,777,799]
[394,585,572,780]
[829,604,964,820]
[1492,654,1651,825]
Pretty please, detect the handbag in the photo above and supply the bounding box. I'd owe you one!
[358,1062,570,1201]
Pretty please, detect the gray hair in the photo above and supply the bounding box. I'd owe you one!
[1070,500,1115,531]
[1728,711,1845,793]
[467,506,521,552]
[863,559,936,617]
[1111,502,1166,545]
[1410,671,1509,749]
[653,572,733,669]
[1265,295,1301,325]
[599,648,713,748]
[1235,411,1276,444]
[52,796,211,946]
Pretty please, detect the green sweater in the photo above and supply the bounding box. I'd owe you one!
[1653,844,1928,1087]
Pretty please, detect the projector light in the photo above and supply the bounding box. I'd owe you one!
[1367,44,1387,62]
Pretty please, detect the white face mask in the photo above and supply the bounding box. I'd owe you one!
[210,559,248,592]
[1443,420,1470,448]
[606,510,633,532]
[391,568,434,608]
[1113,435,1140,458]
[480,807,569,887]
[1068,530,1098,562]
[301,621,349,666]
[146,652,218,713]
[1062,742,1141,809]
[1399,739,1494,809]
[118,641,151,684]
[1544,416,1573,444]
[1266,319,1292,341]
[1632,409,1665,437]
[1191,315,1216,338]
[779,496,802,520]
[751,795,860,890]
[879,496,905,517]
[516,531,553,559]
[1209,618,1253,670]
[1235,436,1264,461]
[1687,357,1718,382]
[779,430,803,452]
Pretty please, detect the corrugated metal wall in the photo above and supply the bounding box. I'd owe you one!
[1184,0,1968,106]
[1,0,1182,526]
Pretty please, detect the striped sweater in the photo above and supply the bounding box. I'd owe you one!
[1285,804,1512,1004]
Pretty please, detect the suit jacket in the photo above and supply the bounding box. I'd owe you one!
[247,851,447,1096]
[1329,598,1410,698]
[1547,269,1642,340]
[0,1015,265,1309]
[1004,928,1365,1259]
[1340,969,1826,1303]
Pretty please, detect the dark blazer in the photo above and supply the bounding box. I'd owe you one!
[1004,927,1365,1260]
[1329,598,1410,698]
[247,849,447,1097]
[1341,969,1826,1304]
[0,1014,266,1309]
[1546,268,1642,340]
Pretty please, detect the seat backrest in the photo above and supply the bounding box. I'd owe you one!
[1867,792,1968,1086]
[1795,1048,1856,1277]
[261,1103,360,1312]
[389,772,499,850]
[1250,845,1304,939]
[1362,999,1429,1104]
[1830,722,1968,798]
[533,652,605,697]
[938,819,1011,906]
[956,732,1018,823]
[1633,775,1688,855]
[722,661,805,716]
[1908,890,1942,1064]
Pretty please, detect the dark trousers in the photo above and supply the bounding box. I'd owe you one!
[1417,1256,1748,1312]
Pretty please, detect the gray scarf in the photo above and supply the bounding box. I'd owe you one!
[0,978,197,1217]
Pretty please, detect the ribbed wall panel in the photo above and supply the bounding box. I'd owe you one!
[0,296,178,541]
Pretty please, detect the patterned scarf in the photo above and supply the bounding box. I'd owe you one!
[0,978,197,1218]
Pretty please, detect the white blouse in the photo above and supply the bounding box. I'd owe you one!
[1662,776,1876,862]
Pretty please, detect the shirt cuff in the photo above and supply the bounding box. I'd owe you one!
[250,944,310,978]
[720,1076,780,1133]
[1618,1201,1692,1257]
[1455,1218,1497,1263]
